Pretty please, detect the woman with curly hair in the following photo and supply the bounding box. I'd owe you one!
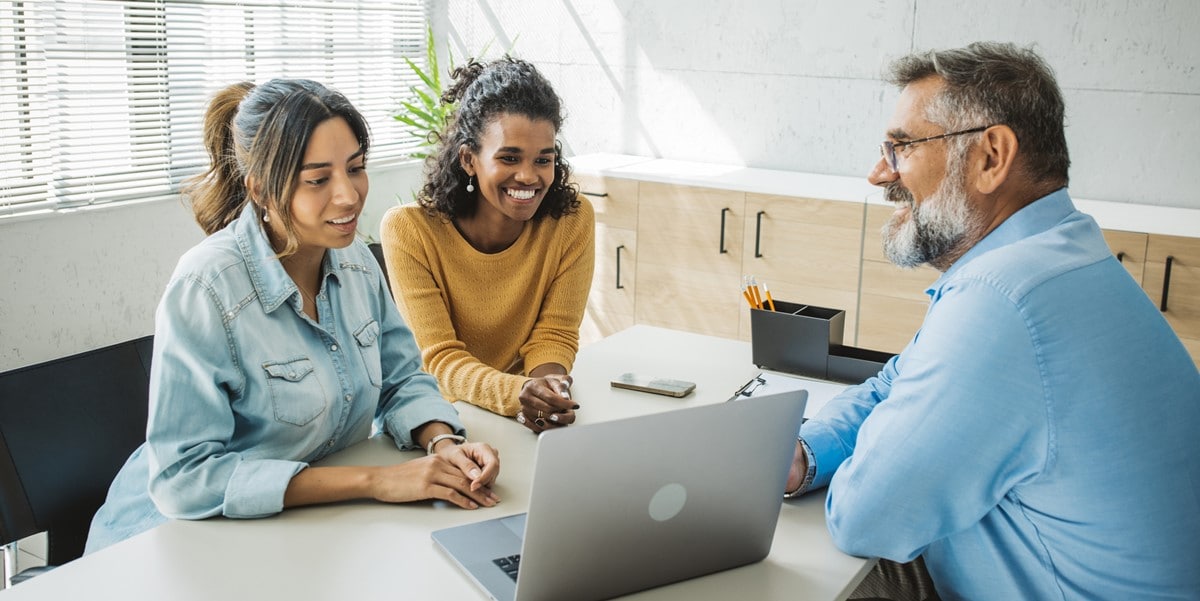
[381,57,594,433]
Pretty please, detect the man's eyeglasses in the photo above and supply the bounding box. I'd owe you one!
[879,125,992,172]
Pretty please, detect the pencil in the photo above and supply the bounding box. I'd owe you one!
[742,288,757,309]
[743,275,760,309]
[749,276,763,309]
[762,282,776,311]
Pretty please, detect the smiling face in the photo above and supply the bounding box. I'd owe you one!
[460,113,557,227]
[265,116,368,254]
[870,77,987,271]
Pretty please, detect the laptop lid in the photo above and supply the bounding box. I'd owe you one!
[433,389,807,601]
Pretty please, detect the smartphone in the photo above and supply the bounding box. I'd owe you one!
[610,373,696,398]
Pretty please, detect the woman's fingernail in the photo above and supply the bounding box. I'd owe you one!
[572,404,580,410]
[470,469,481,479]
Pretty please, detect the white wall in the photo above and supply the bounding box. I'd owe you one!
[434,0,1200,209]
[5,1,1198,368]
[0,162,423,370]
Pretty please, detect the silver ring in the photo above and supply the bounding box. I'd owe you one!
[516,412,527,424]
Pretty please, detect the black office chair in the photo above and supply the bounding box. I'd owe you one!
[368,241,393,294]
[0,336,152,586]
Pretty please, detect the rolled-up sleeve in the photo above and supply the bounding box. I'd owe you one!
[800,355,898,492]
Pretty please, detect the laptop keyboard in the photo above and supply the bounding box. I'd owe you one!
[493,554,521,581]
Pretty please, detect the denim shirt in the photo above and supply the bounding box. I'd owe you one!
[799,189,1200,600]
[86,203,463,553]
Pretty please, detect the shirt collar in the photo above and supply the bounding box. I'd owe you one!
[928,187,1074,294]
[232,202,341,312]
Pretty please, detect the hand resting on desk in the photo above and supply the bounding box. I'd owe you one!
[283,441,501,510]
[517,372,578,433]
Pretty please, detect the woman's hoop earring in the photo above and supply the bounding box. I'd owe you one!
[466,176,475,193]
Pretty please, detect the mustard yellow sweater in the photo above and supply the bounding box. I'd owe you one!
[380,199,595,415]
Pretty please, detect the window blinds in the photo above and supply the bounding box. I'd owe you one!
[0,0,427,218]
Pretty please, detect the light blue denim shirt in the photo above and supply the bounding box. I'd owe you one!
[86,203,463,553]
[799,189,1200,600]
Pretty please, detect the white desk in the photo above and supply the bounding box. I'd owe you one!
[1,325,872,600]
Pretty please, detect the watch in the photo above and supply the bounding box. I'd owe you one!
[425,433,466,455]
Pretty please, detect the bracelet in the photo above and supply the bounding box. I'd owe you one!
[426,433,466,455]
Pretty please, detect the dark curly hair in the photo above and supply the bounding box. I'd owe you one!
[418,56,579,221]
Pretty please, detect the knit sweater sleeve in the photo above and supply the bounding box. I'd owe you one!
[520,198,594,375]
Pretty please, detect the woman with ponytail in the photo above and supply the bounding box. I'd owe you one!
[381,57,594,434]
[86,79,500,553]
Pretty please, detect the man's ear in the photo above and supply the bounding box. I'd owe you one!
[973,125,1019,195]
[458,145,475,176]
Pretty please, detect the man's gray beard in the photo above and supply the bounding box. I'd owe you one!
[880,155,981,270]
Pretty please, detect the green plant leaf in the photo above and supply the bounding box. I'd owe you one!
[404,56,437,92]
[399,102,437,127]
[413,87,437,111]
[393,22,515,174]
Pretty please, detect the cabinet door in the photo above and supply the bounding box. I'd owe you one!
[635,182,744,339]
[581,224,636,346]
[574,173,638,230]
[574,175,639,347]
[856,204,940,353]
[1102,229,1148,286]
[1143,234,1200,366]
[738,194,865,342]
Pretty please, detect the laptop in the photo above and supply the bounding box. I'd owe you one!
[432,389,808,601]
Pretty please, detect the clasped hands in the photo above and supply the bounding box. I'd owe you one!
[517,374,578,433]
[378,439,500,510]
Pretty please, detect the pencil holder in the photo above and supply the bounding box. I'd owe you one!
[750,300,845,379]
[826,345,895,384]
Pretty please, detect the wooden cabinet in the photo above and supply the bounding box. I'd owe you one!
[575,174,638,347]
[634,182,745,339]
[855,204,940,353]
[1102,229,1149,285]
[572,166,1200,368]
[1142,234,1200,367]
[737,193,865,342]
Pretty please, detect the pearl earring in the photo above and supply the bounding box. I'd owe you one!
[263,211,270,223]
[466,176,475,193]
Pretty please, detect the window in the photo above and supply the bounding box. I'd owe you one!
[0,0,427,219]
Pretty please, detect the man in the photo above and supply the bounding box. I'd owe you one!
[785,42,1200,601]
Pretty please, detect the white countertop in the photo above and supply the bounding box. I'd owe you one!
[570,153,1199,238]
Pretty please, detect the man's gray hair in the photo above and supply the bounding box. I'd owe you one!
[887,41,1070,187]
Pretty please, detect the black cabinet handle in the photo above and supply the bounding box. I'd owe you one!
[580,191,609,198]
[1160,255,1175,312]
[754,210,766,258]
[719,208,730,254]
[1115,251,1125,263]
[615,245,625,290]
